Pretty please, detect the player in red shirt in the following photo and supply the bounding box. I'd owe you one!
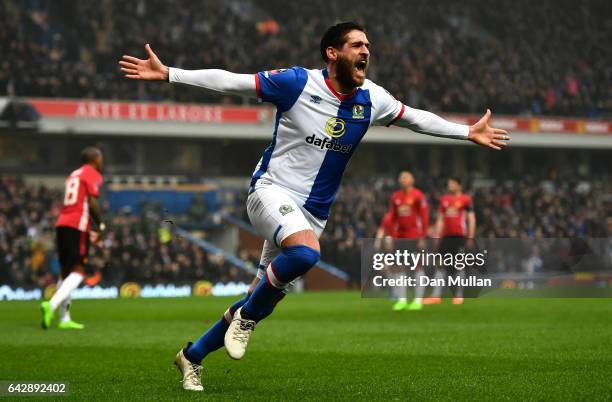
[40,147,106,330]
[375,211,397,240]
[425,177,475,305]
[386,171,429,311]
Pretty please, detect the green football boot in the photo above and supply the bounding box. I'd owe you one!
[58,320,85,330]
[407,301,423,311]
[392,300,408,311]
[40,301,54,329]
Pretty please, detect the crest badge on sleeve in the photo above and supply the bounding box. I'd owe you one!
[264,69,288,78]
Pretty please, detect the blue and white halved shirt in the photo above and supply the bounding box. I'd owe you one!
[251,67,404,220]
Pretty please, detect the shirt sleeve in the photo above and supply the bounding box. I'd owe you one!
[369,83,404,127]
[395,106,469,139]
[380,213,391,233]
[255,67,308,112]
[438,197,446,214]
[169,68,257,98]
[388,195,398,224]
[419,193,430,238]
[83,170,101,198]
[464,195,473,211]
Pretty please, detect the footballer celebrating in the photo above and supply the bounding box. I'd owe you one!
[40,147,105,330]
[119,22,510,391]
[426,177,476,305]
[386,171,429,311]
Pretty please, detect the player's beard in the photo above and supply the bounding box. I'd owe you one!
[336,55,366,90]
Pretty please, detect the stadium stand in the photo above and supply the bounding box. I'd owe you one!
[2,174,609,288]
[0,176,255,288]
[1,0,610,117]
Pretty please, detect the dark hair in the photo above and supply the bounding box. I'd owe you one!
[448,177,462,186]
[320,22,365,62]
[81,146,102,164]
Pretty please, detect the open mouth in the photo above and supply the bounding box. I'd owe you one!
[355,60,367,72]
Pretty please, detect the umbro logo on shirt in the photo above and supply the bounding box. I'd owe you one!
[310,95,323,104]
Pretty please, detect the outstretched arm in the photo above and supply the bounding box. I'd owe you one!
[395,106,510,150]
[119,44,257,98]
[467,211,476,239]
[435,214,444,239]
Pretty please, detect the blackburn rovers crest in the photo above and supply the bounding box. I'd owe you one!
[352,104,365,119]
[279,204,294,216]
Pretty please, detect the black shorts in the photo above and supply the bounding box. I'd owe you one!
[56,226,89,277]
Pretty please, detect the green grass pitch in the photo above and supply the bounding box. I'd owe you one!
[1,292,611,401]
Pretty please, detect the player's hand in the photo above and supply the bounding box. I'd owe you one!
[119,44,169,81]
[468,109,510,151]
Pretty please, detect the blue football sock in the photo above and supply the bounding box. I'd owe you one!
[186,294,249,364]
[242,245,319,321]
[241,276,284,322]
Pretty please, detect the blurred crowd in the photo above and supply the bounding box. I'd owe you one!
[1,0,610,117]
[1,174,610,289]
[0,176,252,288]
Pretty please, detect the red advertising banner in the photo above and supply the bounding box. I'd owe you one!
[27,99,273,124]
[26,99,612,134]
[427,114,612,135]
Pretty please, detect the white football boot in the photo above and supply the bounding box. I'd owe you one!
[174,345,203,391]
[224,307,256,360]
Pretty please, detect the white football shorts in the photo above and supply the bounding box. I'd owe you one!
[247,179,327,282]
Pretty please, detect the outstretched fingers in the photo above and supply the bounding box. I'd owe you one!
[121,55,144,64]
[120,67,139,75]
[119,58,143,79]
[119,60,138,69]
[119,63,140,76]
[494,133,511,141]
[490,139,507,149]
